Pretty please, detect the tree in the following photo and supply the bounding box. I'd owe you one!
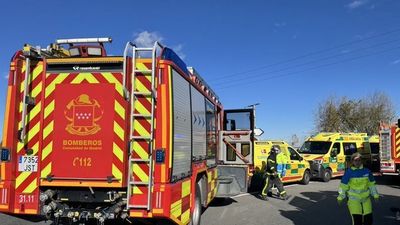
[315,92,396,135]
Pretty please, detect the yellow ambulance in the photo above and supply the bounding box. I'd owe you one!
[254,140,311,185]
[298,132,371,182]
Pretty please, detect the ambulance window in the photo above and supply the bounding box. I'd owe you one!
[343,143,357,155]
[288,147,300,160]
[370,143,379,154]
[227,143,236,161]
[332,143,341,155]
[241,143,250,157]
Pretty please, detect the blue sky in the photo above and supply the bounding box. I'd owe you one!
[0,0,399,145]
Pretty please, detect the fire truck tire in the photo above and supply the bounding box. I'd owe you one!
[301,170,311,185]
[322,168,332,182]
[190,183,202,225]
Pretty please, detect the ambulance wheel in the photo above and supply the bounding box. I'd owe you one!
[190,183,202,225]
[301,170,311,185]
[322,169,332,182]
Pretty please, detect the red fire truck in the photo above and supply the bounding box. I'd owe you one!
[0,38,254,225]
[379,119,400,175]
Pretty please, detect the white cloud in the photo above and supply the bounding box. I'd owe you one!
[133,31,164,47]
[172,44,186,60]
[347,0,369,9]
[4,72,8,80]
[274,22,287,28]
[133,31,186,60]
[340,49,351,54]
[391,59,400,65]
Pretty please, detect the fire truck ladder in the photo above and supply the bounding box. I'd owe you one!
[124,42,163,211]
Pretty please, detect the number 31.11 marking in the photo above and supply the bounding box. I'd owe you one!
[19,194,34,203]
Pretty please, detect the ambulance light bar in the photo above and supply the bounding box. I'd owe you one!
[56,37,112,45]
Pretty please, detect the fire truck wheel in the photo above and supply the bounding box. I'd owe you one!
[190,183,202,225]
[301,170,311,185]
[322,168,332,182]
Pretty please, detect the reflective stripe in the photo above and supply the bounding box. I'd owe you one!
[349,189,369,194]
[348,195,369,203]
[369,186,378,197]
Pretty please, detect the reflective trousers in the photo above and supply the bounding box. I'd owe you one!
[261,175,285,197]
[348,198,373,225]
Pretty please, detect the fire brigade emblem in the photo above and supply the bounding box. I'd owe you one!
[64,94,103,135]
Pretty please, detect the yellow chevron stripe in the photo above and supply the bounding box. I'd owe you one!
[71,73,99,84]
[19,102,22,115]
[102,72,123,96]
[43,121,54,140]
[113,121,124,141]
[84,73,99,83]
[133,120,150,137]
[21,63,26,74]
[181,180,191,198]
[32,141,39,155]
[135,78,150,93]
[133,187,143,194]
[16,172,30,188]
[17,122,40,153]
[113,142,123,162]
[132,142,149,159]
[170,199,182,218]
[33,63,43,78]
[45,73,69,98]
[114,100,125,120]
[181,209,191,225]
[20,63,43,94]
[19,100,42,128]
[31,82,42,99]
[112,164,122,181]
[136,64,152,82]
[132,164,149,182]
[44,100,55,119]
[135,100,150,115]
[41,141,53,160]
[41,162,52,178]
[22,179,37,193]
[70,73,85,84]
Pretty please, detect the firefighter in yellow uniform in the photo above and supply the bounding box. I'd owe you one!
[261,145,288,200]
[337,152,379,225]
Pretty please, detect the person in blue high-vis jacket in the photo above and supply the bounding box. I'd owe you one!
[261,145,288,200]
[337,152,379,225]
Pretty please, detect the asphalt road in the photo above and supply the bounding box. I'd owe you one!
[202,176,400,225]
[0,176,399,225]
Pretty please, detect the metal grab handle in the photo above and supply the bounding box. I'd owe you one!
[19,57,31,142]
[223,138,250,164]
[122,42,135,99]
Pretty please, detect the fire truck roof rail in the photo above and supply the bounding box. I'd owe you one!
[187,67,220,102]
[55,37,112,45]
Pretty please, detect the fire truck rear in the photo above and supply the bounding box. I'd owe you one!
[379,119,400,175]
[0,37,255,225]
